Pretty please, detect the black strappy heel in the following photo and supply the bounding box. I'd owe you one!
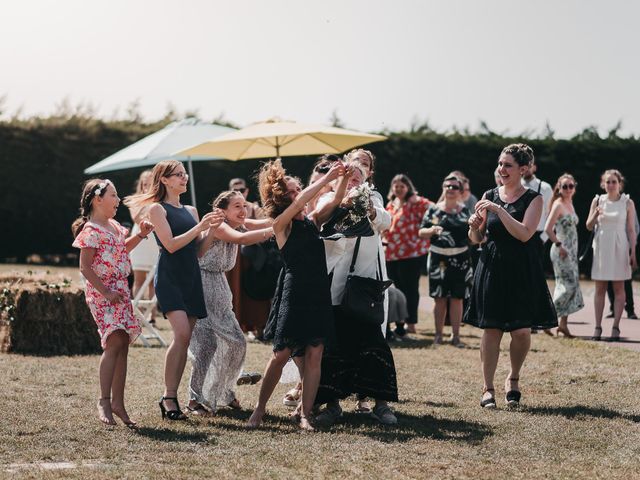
[159,396,187,421]
[480,388,496,409]
[505,378,521,406]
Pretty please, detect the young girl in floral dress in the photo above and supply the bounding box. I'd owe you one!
[72,178,154,427]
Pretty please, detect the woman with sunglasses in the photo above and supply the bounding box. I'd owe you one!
[419,175,472,346]
[544,174,584,338]
[586,169,637,341]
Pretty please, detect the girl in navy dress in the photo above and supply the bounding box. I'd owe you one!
[125,160,225,420]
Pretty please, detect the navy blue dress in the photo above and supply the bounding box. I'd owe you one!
[464,188,557,331]
[154,203,207,319]
[264,218,335,353]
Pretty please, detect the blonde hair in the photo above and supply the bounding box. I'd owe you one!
[134,169,154,195]
[124,160,183,210]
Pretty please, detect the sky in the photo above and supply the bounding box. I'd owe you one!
[2,0,639,138]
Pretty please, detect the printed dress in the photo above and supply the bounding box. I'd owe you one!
[188,237,246,411]
[550,214,584,317]
[73,220,141,349]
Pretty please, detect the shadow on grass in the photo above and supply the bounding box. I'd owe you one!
[521,405,640,423]
[335,412,493,444]
[134,426,211,442]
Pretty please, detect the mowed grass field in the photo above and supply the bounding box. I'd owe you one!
[1,266,640,479]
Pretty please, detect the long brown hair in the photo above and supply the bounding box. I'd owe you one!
[257,159,299,219]
[71,179,110,238]
[124,160,183,210]
[387,173,418,202]
[549,173,577,211]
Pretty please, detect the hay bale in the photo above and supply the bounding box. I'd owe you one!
[0,272,101,355]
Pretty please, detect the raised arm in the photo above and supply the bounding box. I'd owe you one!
[312,168,352,226]
[149,203,224,254]
[272,162,345,236]
[198,222,273,257]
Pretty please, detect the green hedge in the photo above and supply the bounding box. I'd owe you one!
[2,118,639,266]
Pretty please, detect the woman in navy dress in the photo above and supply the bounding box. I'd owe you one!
[464,144,557,409]
[125,160,224,420]
[247,159,344,431]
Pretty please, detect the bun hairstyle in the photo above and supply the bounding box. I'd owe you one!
[500,143,534,167]
[124,160,183,210]
[601,169,625,192]
[212,190,244,210]
[345,148,376,184]
[258,159,299,219]
[387,173,417,202]
[550,173,577,210]
[71,178,110,238]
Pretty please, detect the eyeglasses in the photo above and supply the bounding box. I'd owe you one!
[233,187,247,193]
[444,184,461,191]
[560,184,576,190]
[167,172,189,179]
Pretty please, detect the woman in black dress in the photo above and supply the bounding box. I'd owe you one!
[247,159,344,431]
[419,175,473,347]
[125,160,225,420]
[464,144,557,408]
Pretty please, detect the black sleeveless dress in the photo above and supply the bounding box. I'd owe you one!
[154,202,207,319]
[463,188,557,331]
[264,218,335,353]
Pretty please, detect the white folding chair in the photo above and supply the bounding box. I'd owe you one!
[132,264,167,347]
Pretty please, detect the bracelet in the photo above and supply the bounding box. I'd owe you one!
[137,233,147,239]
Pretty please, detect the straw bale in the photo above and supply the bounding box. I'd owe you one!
[0,272,100,355]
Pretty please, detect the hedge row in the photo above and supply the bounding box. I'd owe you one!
[2,118,639,263]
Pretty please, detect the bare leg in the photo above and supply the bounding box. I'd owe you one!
[594,280,607,329]
[247,349,292,428]
[97,330,128,425]
[449,298,463,339]
[300,344,323,419]
[433,298,447,342]
[132,270,146,298]
[480,329,503,401]
[505,328,531,394]
[110,334,135,426]
[612,281,626,331]
[163,311,196,411]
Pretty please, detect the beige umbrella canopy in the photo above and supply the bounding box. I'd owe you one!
[176,118,387,160]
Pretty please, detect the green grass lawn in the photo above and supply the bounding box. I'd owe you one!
[2,314,640,479]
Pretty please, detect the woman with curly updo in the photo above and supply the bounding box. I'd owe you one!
[464,144,557,409]
[247,159,345,431]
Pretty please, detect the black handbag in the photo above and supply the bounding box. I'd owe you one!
[579,195,600,266]
[341,237,393,325]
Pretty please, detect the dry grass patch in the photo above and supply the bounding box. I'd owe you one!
[2,318,640,479]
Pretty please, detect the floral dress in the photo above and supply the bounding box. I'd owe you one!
[550,214,584,317]
[384,196,431,261]
[73,220,141,349]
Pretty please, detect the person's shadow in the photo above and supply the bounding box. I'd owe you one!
[520,404,640,422]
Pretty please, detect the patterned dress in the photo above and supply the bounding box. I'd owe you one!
[73,220,141,349]
[550,214,584,317]
[188,237,246,411]
[421,204,473,299]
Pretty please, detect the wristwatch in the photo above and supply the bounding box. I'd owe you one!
[555,241,562,247]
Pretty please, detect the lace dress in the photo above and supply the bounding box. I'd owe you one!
[550,214,584,317]
[188,237,246,410]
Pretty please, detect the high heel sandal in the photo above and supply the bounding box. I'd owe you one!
[608,326,621,342]
[159,396,187,421]
[480,388,496,409]
[556,326,574,338]
[505,378,521,407]
[591,326,602,341]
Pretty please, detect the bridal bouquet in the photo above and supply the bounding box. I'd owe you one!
[321,183,375,239]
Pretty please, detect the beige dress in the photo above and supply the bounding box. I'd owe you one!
[591,194,632,281]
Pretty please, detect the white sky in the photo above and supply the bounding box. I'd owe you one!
[2,0,639,137]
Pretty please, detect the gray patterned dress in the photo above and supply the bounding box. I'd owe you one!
[188,237,246,411]
[550,214,584,317]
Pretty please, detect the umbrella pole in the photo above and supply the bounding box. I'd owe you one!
[187,159,197,208]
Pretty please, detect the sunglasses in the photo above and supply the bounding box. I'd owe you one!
[444,184,461,191]
[560,184,575,190]
[167,172,189,179]
[233,187,247,193]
